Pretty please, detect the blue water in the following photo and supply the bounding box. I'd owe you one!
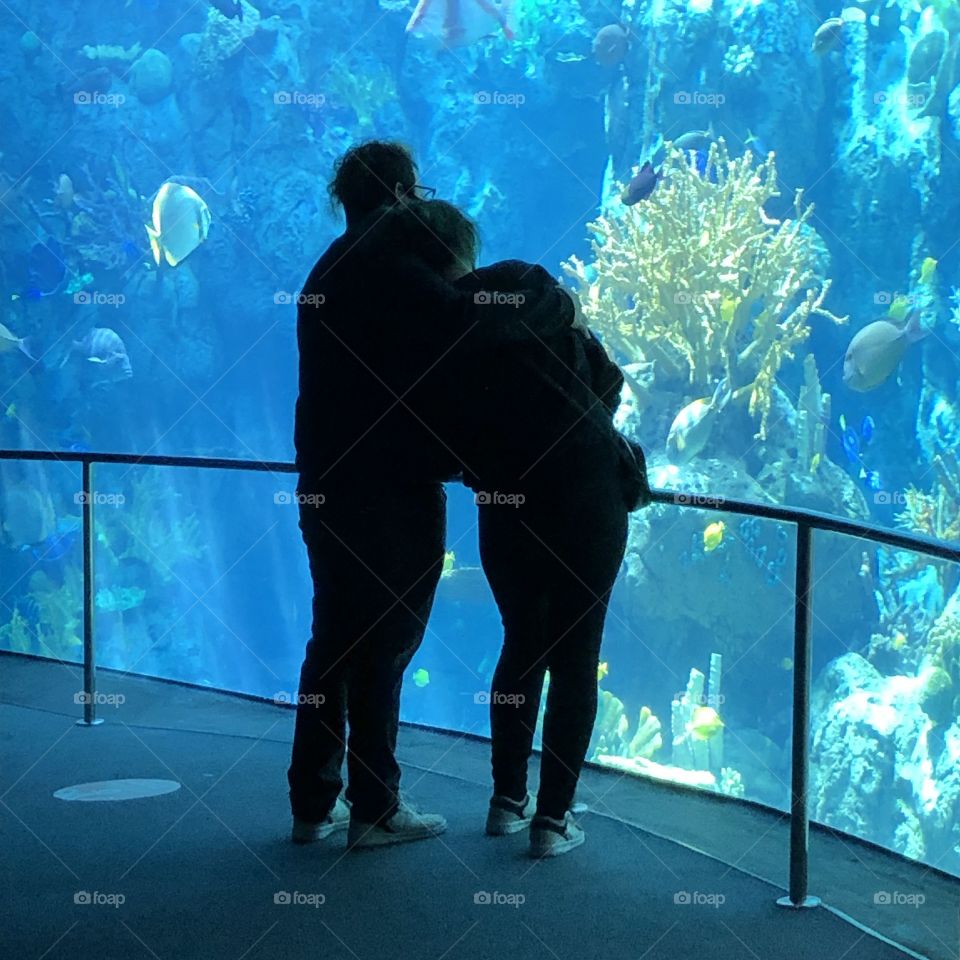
[0,0,957,875]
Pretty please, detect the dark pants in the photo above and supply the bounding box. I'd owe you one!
[479,479,628,821]
[288,483,446,824]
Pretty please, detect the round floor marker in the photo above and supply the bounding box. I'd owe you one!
[54,779,181,802]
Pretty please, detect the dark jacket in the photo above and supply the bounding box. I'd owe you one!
[294,212,576,492]
[450,261,648,507]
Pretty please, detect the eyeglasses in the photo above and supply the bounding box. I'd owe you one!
[396,182,436,201]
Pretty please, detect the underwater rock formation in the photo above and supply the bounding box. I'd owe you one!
[811,651,960,870]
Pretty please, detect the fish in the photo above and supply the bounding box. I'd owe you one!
[60,328,132,385]
[860,415,875,445]
[412,667,430,687]
[210,0,243,18]
[812,17,845,55]
[597,661,609,682]
[843,312,928,391]
[592,23,629,67]
[666,378,731,465]
[920,256,937,285]
[406,0,515,49]
[860,468,882,492]
[780,658,794,671]
[672,124,715,154]
[839,413,860,464]
[0,322,34,360]
[145,181,212,267]
[441,550,456,576]
[621,162,659,205]
[744,129,771,159]
[692,148,719,183]
[810,452,822,473]
[888,296,911,323]
[703,521,725,552]
[52,173,74,209]
[891,631,907,651]
[687,705,724,741]
[4,403,15,418]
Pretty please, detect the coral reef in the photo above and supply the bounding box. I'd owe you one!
[130,49,173,105]
[590,692,663,761]
[563,140,847,439]
[795,354,830,476]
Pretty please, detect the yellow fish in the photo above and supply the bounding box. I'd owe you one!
[145,181,211,267]
[781,657,794,671]
[412,668,430,688]
[441,550,456,577]
[891,631,907,651]
[920,257,937,285]
[688,705,724,741]
[597,661,609,682]
[809,452,821,474]
[888,296,911,323]
[703,521,725,552]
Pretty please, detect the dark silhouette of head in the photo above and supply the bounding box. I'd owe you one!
[329,141,418,228]
[394,199,479,279]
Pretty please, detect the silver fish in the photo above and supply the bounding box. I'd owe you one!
[62,327,132,385]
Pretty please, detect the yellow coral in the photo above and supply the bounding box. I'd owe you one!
[563,140,847,438]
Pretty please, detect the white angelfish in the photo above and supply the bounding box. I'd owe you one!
[145,181,212,267]
[666,379,731,465]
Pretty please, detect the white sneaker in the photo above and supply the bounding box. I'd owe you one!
[347,800,447,850]
[291,797,351,844]
[529,811,585,858]
[485,793,536,835]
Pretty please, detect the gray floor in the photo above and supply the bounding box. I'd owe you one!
[1,654,956,960]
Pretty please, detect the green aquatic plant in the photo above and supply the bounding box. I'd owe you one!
[325,60,398,133]
[98,471,206,585]
[563,139,847,439]
[0,607,34,654]
[24,566,84,660]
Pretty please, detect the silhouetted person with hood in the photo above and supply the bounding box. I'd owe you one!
[290,142,577,849]
[367,199,649,857]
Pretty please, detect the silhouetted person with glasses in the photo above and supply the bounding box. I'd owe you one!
[290,141,576,848]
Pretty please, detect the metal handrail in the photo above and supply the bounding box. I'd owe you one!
[3,448,960,909]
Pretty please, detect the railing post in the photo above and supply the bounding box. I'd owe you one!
[77,458,102,727]
[777,521,819,909]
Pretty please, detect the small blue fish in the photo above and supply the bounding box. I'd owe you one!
[860,468,882,492]
[692,149,719,183]
[841,426,860,464]
[860,415,875,445]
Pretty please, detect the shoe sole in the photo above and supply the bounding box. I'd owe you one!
[348,824,447,850]
[529,832,586,858]
[291,820,349,845]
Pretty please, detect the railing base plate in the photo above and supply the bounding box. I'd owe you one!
[75,718,104,727]
[776,895,821,910]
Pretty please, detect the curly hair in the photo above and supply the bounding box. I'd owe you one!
[380,199,479,274]
[328,141,417,223]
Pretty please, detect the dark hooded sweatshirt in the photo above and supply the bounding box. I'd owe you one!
[294,211,576,493]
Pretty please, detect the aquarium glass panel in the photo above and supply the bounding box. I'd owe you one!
[0,459,84,664]
[86,464,309,697]
[810,530,960,876]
